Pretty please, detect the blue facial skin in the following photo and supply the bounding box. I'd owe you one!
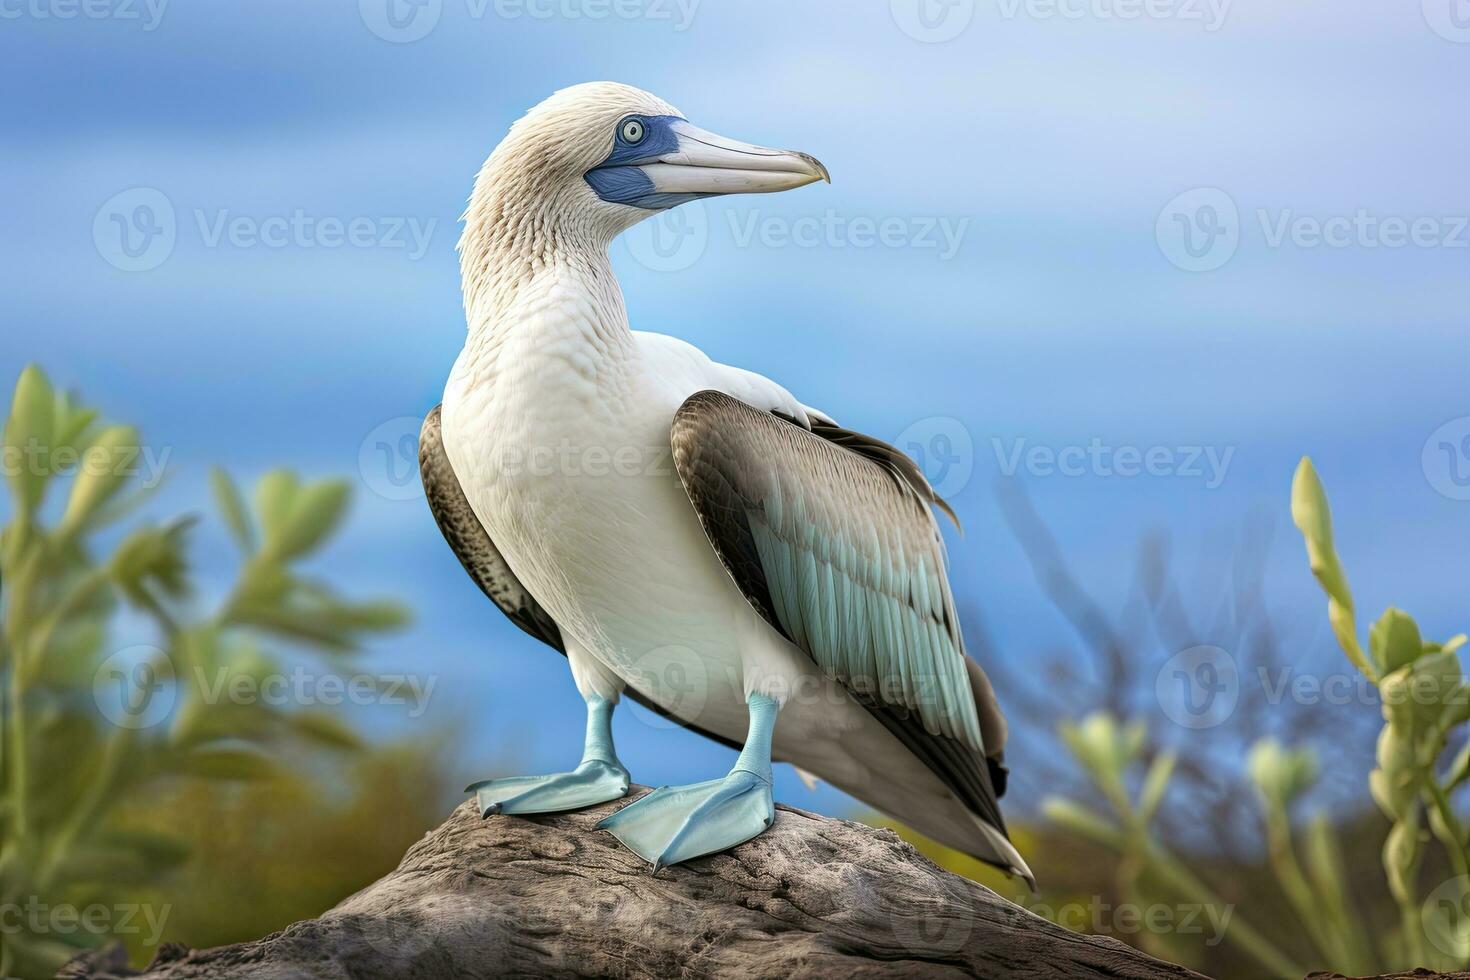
[584,114,711,211]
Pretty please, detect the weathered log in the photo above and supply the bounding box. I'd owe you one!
[63,789,1210,979]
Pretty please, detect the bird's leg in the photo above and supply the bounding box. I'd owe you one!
[467,694,631,816]
[596,693,778,871]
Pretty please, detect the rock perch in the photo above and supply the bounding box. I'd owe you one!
[63,790,1206,979]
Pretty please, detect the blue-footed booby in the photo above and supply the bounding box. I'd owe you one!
[421,81,1031,884]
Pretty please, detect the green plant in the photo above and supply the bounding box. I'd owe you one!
[0,365,410,978]
[1291,456,1470,970]
[1032,458,1470,977]
[1042,713,1306,976]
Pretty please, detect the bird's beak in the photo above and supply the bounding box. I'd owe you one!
[639,120,830,198]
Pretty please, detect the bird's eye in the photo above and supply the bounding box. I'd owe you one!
[619,118,646,144]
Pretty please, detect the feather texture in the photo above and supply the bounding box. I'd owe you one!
[670,390,1009,833]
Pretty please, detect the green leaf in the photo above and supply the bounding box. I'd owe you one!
[180,743,277,781]
[4,364,56,519]
[268,479,351,561]
[211,466,256,554]
[1138,751,1176,825]
[255,470,300,539]
[1290,457,1374,680]
[1248,739,1318,808]
[97,827,192,870]
[52,389,99,450]
[290,710,364,750]
[1446,741,1470,791]
[57,424,141,537]
[1383,814,1423,904]
[1041,797,1125,848]
[225,602,360,652]
[110,519,195,604]
[1370,607,1424,674]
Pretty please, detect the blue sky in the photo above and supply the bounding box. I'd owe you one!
[3,0,1468,820]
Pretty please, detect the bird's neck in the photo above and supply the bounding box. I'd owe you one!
[459,191,633,364]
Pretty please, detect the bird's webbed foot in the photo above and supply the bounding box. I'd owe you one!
[468,759,630,816]
[595,768,774,871]
[596,692,779,870]
[467,694,630,816]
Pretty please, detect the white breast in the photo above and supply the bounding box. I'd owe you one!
[440,281,757,691]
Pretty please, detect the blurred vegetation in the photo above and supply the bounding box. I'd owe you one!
[898,463,1468,978]
[0,366,434,978]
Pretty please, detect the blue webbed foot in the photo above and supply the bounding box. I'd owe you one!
[596,692,780,871]
[468,759,630,817]
[595,768,774,870]
[468,694,630,816]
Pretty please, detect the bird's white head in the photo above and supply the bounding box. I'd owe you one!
[459,82,828,309]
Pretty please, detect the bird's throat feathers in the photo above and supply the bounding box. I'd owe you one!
[458,170,633,356]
